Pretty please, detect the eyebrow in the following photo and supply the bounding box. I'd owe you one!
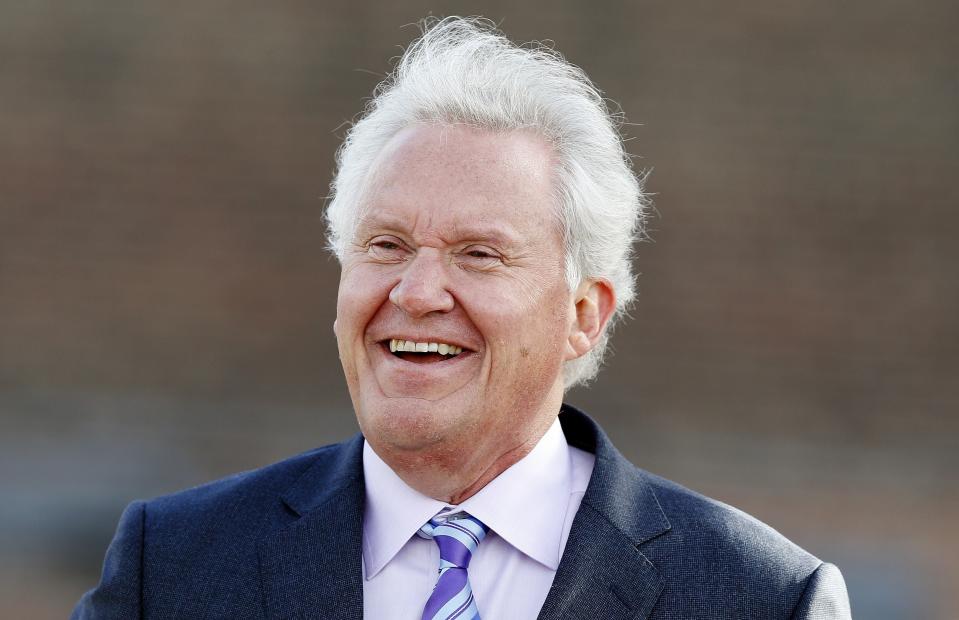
[356,213,527,247]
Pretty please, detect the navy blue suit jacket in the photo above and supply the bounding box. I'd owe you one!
[73,404,851,619]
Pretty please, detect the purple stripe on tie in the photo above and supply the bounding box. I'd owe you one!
[420,514,488,620]
[448,592,474,620]
[435,535,472,567]
[421,569,467,620]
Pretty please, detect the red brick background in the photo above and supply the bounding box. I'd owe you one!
[1,2,956,617]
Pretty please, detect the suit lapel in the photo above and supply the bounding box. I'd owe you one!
[537,504,664,620]
[258,435,366,620]
[254,407,668,619]
[537,406,671,620]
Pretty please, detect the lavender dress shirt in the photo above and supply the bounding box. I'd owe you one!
[361,417,596,620]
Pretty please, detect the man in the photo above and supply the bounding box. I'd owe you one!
[74,17,852,620]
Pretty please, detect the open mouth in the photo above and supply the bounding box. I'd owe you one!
[385,338,467,364]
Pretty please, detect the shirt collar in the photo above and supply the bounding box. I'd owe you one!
[362,418,574,579]
[362,439,446,579]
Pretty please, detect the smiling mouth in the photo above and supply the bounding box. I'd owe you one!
[385,338,467,364]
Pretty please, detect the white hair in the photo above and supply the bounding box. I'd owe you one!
[326,16,649,387]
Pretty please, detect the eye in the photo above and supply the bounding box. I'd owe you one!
[368,236,409,260]
[466,248,494,258]
[458,245,502,268]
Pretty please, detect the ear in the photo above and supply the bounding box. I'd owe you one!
[565,279,616,361]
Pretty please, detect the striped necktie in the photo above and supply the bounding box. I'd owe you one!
[417,512,489,620]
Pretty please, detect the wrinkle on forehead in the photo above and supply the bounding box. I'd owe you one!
[354,124,562,247]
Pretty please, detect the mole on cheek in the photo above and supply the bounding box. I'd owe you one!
[520,347,530,358]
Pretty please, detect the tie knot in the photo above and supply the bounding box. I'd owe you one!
[418,513,489,569]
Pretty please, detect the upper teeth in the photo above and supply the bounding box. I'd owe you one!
[389,339,463,355]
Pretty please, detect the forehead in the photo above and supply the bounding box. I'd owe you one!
[357,125,560,243]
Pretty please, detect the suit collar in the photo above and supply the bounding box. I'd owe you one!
[536,404,670,620]
[279,433,365,517]
[258,434,366,620]
[256,406,671,620]
[560,404,671,545]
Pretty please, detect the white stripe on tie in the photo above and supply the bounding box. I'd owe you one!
[418,512,489,620]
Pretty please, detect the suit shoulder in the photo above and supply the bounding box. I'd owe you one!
[145,439,351,525]
[639,470,823,615]
[646,471,817,564]
[127,437,361,612]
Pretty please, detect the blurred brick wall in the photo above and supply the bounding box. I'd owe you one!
[1,1,956,617]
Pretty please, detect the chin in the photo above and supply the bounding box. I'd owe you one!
[356,394,467,453]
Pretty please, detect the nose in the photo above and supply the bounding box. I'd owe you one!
[388,249,455,317]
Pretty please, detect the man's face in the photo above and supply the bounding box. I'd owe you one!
[335,124,574,477]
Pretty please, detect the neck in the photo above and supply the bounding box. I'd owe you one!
[375,392,563,503]
[443,434,546,504]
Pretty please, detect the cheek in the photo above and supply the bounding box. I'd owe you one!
[337,267,393,332]
[479,282,570,373]
[335,291,376,391]
[335,273,388,381]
